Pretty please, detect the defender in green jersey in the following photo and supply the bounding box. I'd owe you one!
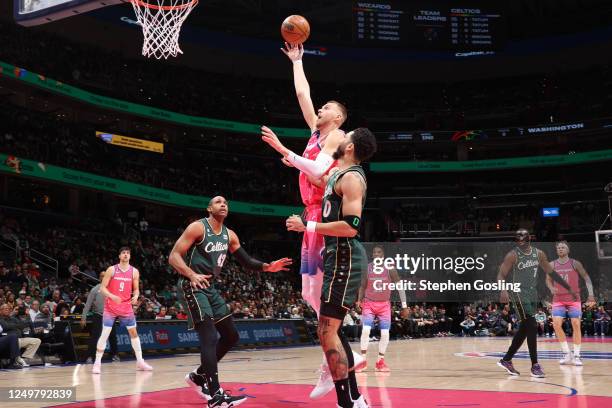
[286,128,377,408]
[496,229,575,379]
[169,196,291,407]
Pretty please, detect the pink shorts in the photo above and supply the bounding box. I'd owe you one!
[552,301,582,318]
[300,206,324,276]
[361,300,391,330]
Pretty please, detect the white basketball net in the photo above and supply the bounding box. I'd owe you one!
[130,0,198,59]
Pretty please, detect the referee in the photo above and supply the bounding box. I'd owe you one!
[81,271,119,363]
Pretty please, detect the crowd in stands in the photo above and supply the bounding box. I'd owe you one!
[2,22,612,131]
[340,302,611,341]
[0,102,300,205]
[456,303,611,337]
[0,211,311,368]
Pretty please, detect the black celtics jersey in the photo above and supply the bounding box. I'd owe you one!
[320,165,368,310]
[184,218,229,278]
[322,165,367,244]
[509,246,540,318]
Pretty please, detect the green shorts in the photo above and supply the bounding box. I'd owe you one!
[321,238,367,320]
[178,277,231,330]
[509,290,538,320]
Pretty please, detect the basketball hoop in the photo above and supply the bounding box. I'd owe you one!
[130,0,198,59]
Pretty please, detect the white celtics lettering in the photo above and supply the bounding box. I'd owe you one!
[517,259,539,270]
[204,242,228,253]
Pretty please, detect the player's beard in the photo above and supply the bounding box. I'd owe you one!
[333,143,346,160]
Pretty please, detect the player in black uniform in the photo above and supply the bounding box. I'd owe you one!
[287,128,377,408]
[496,229,576,378]
[169,196,291,407]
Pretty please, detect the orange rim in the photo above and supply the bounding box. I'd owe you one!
[131,0,198,11]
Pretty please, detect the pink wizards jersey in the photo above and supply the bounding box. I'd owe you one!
[299,131,335,207]
[104,264,134,316]
[553,259,581,303]
[365,263,392,302]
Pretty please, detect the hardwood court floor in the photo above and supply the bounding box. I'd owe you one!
[1,336,611,407]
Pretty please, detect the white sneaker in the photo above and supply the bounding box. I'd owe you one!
[573,355,583,366]
[136,360,153,371]
[559,353,573,365]
[16,357,29,367]
[353,351,367,372]
[310,363,334,399]
[353,395,370,408]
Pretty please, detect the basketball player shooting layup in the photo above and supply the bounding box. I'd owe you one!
[259,41,364,400]
[93,247,152,374]
[169,196,291,408]
[286,127,377,408]
[496,229,576,378]
[548,240,596,366]
[356,245,409,373]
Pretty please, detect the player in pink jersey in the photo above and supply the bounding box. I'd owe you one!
[92,247,152,374]
[258,42,367,404]
[356,245,408,373]
[547,241,596,366]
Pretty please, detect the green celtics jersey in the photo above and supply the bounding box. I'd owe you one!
[185,218,229,277]
[322,165,367,245]
[509,246,540,318]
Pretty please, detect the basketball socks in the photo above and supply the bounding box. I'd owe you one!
[525,317,538,364]
[338,329,360,400]
[130,337,144,362]
[504,317,538,364]
[360,325,371,354]
[334,378,353,408]
[379,329,390,359]
[196,319,221,395]
[215,317,240,361]
[94,351,104,365]
[561,341,570,353]
[504,316,538,364]
[94,326,113,364]
[574,344,581,356]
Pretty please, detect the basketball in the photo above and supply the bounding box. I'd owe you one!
[281,15,310,44]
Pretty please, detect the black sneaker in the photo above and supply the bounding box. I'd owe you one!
[185,370,212,401]
[497,359,520,376]
[530,363,546,378]
[208,388,247,407]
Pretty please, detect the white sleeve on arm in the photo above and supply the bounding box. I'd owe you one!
[397,289,407,308]
[286,151,334,179]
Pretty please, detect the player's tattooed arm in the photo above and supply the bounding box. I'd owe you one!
[497,250,517,303]
[574,260,596,305]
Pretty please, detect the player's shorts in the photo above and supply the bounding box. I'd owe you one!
[509,290,538,320]
[178,278,231,330]
[320,238,367,320]
[552,301,582,318]
[300,205,324,276]
[103,310,137,328]
[361,300,391,330]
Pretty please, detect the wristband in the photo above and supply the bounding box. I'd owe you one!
[293,60,303,64]
[306,221,317,233]
[401,302,408,309]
